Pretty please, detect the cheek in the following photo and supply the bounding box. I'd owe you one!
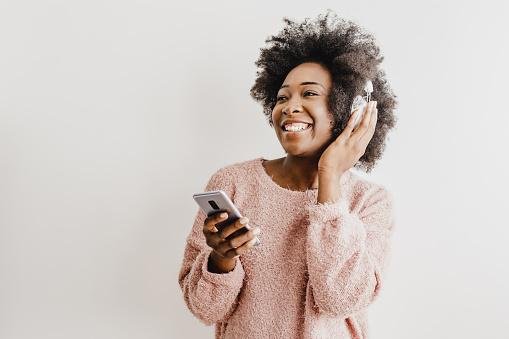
[314,123,330,137]
[314,107,334,129]
[314,117,335,138]
[271,109,280,127]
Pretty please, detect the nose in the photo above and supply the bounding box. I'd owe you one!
[282,97,303,115]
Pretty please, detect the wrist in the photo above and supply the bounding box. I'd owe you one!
[318,170,344,181]
[208,250,237,273]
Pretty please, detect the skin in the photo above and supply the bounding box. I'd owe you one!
[270,62,378,202]
[203,213,260,273]
[204,62,378,273]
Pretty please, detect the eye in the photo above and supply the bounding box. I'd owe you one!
[277,91,316,102]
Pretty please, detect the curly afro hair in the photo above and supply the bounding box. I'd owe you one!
[250,10,398,172]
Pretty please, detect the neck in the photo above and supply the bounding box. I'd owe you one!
[280,154,321,190]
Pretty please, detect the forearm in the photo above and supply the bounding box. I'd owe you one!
[179,247,244,325]
[306,196,379,317]
[306,185,395,317]
[317,172,344,204]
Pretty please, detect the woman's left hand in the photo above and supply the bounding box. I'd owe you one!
[318,101,378,177]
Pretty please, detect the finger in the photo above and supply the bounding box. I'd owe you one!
[218,216,250,239]
[358,106,378,147]
[224,237,260,258]
[352,101,374,138]
[342,106,364,139]
[217,227,261,252]
[350,101,375,141]
[203,211,228,234]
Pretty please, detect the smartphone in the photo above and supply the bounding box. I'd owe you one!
[193,190,250,237]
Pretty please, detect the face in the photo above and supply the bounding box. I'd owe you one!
[272,62,335,157]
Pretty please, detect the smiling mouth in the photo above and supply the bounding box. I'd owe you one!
[282,123,313,133]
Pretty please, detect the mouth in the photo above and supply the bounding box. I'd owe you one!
[281,123,313,134]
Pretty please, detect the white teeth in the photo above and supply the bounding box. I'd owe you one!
[283,123,310,132]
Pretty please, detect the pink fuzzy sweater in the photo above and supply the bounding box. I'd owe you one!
[178,157,395,338]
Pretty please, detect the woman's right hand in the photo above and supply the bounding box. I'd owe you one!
[202,212,261,273]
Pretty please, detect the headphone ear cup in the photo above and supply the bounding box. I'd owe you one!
[350,80,372,130]
[350,96,367,129]
[351,95,366,112]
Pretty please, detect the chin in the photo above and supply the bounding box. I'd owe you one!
[282,146,319,158]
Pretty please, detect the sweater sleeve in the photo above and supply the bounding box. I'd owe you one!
[305,186,395,318]
[178,167,245,326]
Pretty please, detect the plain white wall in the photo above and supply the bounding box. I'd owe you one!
[1,0,508,338]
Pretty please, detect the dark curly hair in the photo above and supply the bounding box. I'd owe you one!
[250,10,398,172]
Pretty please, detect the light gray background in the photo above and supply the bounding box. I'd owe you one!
[1,1,508,338]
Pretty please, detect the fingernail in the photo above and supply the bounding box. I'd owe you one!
[253,228,261,235]
[246,221,259,230]
[220,212,227,218]
[240,217,249,224]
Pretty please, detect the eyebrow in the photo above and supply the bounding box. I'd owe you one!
[280,81,325,90]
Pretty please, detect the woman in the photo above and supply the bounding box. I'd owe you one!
[178,10,398,338]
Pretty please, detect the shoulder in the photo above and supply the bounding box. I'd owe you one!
[346,170,394,209]
[205,157,261,191]
[208,157,260,178]
[344,171,395,231]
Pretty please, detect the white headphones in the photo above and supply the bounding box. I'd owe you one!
[350,80,373,128]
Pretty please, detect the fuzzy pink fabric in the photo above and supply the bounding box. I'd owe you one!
[178,157,395,338]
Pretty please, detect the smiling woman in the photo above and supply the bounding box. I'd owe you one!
[178,9,398,339]
[251,10,398,173]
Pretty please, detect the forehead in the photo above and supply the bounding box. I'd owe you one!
[281,62,331,88]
